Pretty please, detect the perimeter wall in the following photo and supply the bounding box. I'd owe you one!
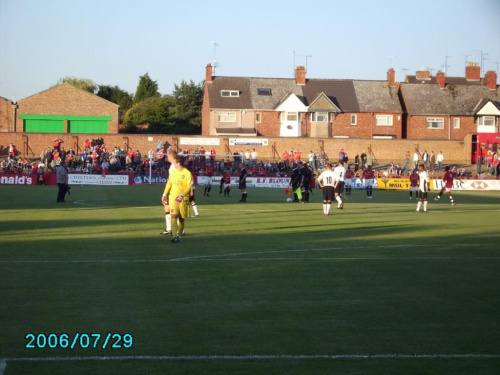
[0,132,471,163]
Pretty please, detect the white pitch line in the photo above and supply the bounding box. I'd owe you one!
[3,353,500,363]
[2,353,499,374]
[168,257,500,262]
[168,243,484,262]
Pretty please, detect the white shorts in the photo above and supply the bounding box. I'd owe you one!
[410,186,418,192]
[206,176,213,185]
[364,179,373,187]
[223,183,231,188]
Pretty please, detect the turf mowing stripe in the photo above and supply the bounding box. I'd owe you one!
[1,257,499,264]
[1,244,499,264]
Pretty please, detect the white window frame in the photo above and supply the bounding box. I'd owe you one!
[351,114,357,125]
[255,112,262,123]
[218,111,236,123]
[281,112,298,121]
[453,118,460,129]
[479,116,496,126]
[221,90,239,97]
[375,115,393,126]
[312,112,329,122]
[427,117,444,129]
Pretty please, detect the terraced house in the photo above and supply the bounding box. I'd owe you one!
[202,64,403,139]
[202,62,500,147]
[400,63,499,139]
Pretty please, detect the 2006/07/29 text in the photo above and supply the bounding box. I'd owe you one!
[25,333,133,349]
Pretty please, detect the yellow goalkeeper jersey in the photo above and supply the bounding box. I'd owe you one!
[163,167,193,198]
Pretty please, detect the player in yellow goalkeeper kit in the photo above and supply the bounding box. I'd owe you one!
[162,154,193,243]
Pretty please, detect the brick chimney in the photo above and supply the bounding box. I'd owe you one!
[387,68,395,87]
[436,70,445,89]
[416,69,431,80]
[295,66,306,85]
[466,62,480,81]
[205,63,213,83]
[484,71,498,90]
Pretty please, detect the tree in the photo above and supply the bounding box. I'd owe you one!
[123,96,172,130]
[170,80,203,127]
[134,73,160,104]
[54,77,97,94]
[96,85,134,122]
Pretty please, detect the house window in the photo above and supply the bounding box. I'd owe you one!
[255,113,262,123]
[282,112,298,121]
[257,88,272,95]
[479,116,496,126]
[351,115,357,126]
[453,118,460,129]
[312,112,329,122]
[221,90,239,97]
[218,112,236,123]
[427,117,444,129]
[376,115,393,126]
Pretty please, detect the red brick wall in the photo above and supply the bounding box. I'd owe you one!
[0,97,13,132]
[407,115,476,140]
[16,84,119,133]
[330,113,402,139]
[256,111,403,139]
[256,111,280,137]
[1,132,470,163]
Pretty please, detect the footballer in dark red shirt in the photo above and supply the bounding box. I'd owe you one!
[362,165,375,198]
[434,166,458,205]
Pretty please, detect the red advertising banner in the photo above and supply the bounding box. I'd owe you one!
[0,174,37,185]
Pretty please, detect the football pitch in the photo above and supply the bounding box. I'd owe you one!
[1,184,499,374]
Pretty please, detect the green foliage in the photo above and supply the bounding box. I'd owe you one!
[134,73,160,104]
[170,80,203,128]
[124,79,203,134]
[54,76,97,93]
[96,85,133,110]
[96,85,134,122]
[123,96,172,128]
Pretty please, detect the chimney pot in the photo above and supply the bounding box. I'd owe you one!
[466,62,480,81]
[295,66,306,85]
[416,69,431,80]
[484,70,498,90]
[436,70,445,89]
[205,63,213,83]
[387,68,396,87]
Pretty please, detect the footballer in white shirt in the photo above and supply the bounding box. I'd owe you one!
[415,164,430,213]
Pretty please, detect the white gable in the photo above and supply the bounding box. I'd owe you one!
[477,101,500,116]
[275,93,308,112]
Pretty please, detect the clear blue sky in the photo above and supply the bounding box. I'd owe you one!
[1,0,499,102]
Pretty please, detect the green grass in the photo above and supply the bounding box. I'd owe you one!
[1,185,499,374]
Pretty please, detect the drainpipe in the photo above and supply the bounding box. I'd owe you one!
[11,103,18,132]
[448,115,451,140]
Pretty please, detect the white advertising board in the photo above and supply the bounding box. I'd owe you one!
[68,174,129,186]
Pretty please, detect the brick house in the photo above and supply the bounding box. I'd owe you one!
[14,83,119,134]
[202,64,403,139]
[0,96,14,133]
[400,63,499,140]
